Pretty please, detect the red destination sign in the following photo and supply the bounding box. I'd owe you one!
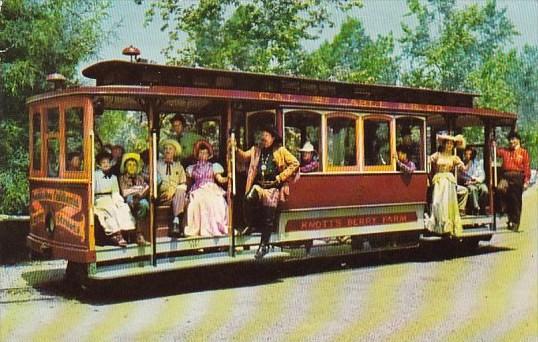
[285,212,418,232]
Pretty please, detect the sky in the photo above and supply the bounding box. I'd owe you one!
[83,0,538,76]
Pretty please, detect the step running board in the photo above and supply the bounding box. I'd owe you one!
[89,250,290,280]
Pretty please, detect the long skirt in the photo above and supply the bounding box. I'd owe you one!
[95,193,136,235]
[185,183,228,237]
[426,172,463,237]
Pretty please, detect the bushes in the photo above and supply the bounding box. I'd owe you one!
[0,120,29,215]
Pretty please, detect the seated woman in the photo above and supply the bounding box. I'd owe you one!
[425,133,467,237]
[184,140,228,237]
[94,151,136,247]
[67,151,82,171]
[118,152,149,245]
[298,141,319,173]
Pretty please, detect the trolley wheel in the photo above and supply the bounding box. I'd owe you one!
[64,261,90,292]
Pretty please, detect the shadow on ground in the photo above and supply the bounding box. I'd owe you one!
[22,241,514,305]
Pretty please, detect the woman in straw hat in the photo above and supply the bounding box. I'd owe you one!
[158,139,188,237]
[425,132,468,237]
[119,152,149,245]
[184,140,228,237]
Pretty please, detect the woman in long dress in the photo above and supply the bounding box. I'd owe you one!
[425,133,467,237]
[184,141,228,237]
[94,151,136,246]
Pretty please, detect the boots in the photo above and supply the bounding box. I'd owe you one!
[255,206,276,260]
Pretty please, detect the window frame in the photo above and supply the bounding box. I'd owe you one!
[30,110,43,175]
[324,112,360,172]
[283,109,323,174]
[394,115,427,172]
[362,114,395,172]
[64,106,86,177]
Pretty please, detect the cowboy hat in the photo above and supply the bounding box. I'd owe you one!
[160,139,182,158]
[298,141,316,153]
[193,140,214,160]
[120,152,141,174]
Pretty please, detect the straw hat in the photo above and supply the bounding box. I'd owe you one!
[120,152,141,174]
[160,139,182,158]
[436,132,466,149]
[193,140,214,160]
[298,141,316,153]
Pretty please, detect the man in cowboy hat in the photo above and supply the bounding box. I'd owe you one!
[158,139,187,237]
[119,152,149,245]
[234,125,299,259]
[493,130,531,231]
[298,141,319,173]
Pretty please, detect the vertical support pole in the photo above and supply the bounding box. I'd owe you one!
[226,101,235,257]
[147,102,158,266]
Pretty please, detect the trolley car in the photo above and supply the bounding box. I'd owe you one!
[26,52,516,283]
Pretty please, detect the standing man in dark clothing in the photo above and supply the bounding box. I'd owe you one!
[234,126,299,259]
[493,131,531,231]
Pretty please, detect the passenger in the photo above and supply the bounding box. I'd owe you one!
[184,141,228,237]
[399,126,420,166]
[459,147,488,215]
[157,139,187,237]
[233,125,299,259]
[165,113,204,164]
[118,152,149,245]
[424,133,468,237]
[394,144,416,174]
[493,131,531,231]
[67,151,82,171]
[298,141,319,173]
[94,151,136,247]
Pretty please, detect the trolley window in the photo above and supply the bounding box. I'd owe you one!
[284,111,321,172]
[46,107,60,177]
[32,113,42,171]
[327,115,358,170]
[364,117,391,171]
[47,138,60,177]
[65,107,84,172]
[396,117,424,171]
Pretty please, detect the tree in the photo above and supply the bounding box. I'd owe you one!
[0,0,111,214]
[301,17,399,84]
[139,0,363,73]
[1,0,111,120]
[399,0,518,91]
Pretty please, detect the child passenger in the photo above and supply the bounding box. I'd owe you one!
[119,152,149,245]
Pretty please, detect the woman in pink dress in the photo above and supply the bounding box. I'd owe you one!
[184,141,229,237]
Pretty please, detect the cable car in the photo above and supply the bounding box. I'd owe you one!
[26,52,516,284]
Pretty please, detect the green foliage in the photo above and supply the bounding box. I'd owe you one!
[0,0,112,119]
[95,111,149,153]
[0,120,29,214]
[140,0,363,73]
[0,0,111,214]
[300,18,399,84]
[400,0,518,91]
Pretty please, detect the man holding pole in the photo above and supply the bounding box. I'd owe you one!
[231,126,299,259]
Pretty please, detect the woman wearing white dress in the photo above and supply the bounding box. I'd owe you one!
[94,151,136,247]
